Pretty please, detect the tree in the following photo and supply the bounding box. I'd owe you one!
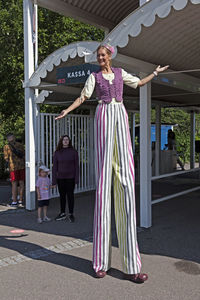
[0,0,104,149]
[135,107,200,164]
[161,108,191,162]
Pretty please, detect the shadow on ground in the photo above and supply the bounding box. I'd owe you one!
[138,191,200,266]
[0,187,200,269]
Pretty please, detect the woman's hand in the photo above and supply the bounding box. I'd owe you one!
[55,96,87,120]
[155,65,169,74]
[55,109,68,120]
[51,185,56,189]
[138,65,170,87]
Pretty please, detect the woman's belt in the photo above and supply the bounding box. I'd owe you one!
[98,98,122,104]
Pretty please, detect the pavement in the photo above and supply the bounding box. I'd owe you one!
[0,185,200,300]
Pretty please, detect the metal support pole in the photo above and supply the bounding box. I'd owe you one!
[23,0,36,210]
[190,111,195,169]
[140,82,152,228]
[139,0,150,5]
[155,105,161,176]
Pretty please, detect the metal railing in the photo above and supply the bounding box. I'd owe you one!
[38,113,96,197]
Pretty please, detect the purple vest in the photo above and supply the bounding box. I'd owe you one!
[92,67,123,103]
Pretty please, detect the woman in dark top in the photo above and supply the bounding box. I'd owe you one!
[52,135,79,222]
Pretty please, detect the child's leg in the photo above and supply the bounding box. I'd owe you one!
[38,207,42,219]
[43,206,48,218]
[18,180,24,202]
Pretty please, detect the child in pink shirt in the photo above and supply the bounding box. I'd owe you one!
[36,165,54,223]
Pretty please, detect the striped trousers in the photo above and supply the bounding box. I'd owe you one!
[93,101,141,274]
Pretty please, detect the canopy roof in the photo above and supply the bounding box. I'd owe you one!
[35,0,139,30]
[97,0,200,77]
[30,0,200,111]
[29,41,142,110]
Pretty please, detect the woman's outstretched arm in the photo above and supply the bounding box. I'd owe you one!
[138,65,169,87]
[55,95,88,120]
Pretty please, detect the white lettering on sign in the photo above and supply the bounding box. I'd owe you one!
[67,70,86,78]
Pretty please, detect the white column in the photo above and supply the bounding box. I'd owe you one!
[155,105,161,176]
[140,82,152,228]
[190,111,195,169]
[34,1,39,175]
[33,0,38,69]
[23,0,36,210]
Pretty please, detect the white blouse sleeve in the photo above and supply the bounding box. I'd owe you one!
[122,69,140,89]
[80,73,96,100]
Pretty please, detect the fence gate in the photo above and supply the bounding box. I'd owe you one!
[37,113,95,197]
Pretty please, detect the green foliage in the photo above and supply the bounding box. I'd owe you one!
[0,0,104,152]
[37,8,104,63]
[0,0,199,168]
[0,0,24,125]
[161,108,189,162]
[135,108,200,163]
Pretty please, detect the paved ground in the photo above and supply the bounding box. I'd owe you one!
[0,186,200,300]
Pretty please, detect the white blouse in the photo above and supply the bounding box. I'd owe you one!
[80,69,140,101]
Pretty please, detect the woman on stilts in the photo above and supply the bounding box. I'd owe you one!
[56,44,169,283]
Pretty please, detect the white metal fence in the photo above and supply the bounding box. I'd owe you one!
[37,113,95,197]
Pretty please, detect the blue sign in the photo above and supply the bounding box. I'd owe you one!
[56,63,100,85]
[136,125,173,150]
[151,125,173,150]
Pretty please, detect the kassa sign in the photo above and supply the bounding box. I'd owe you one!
[56,63,100,85]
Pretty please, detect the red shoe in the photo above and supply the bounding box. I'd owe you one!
[95,270,107,278]
[124,273,148,284]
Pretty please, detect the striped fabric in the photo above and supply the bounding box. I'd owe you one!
[93,102,141,274]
